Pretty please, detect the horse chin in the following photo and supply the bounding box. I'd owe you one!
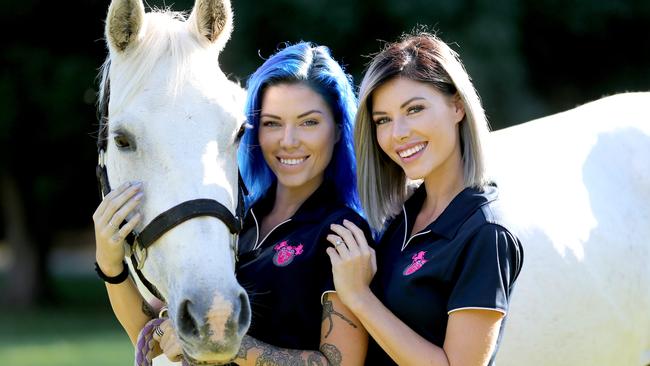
[182,348,238,366]
[180,336,241,366]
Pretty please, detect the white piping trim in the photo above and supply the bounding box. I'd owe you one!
[447,307,506,316]
[320,290,337,305]
[401,205,408,251]
[251,208,260,250]
[402,230,431,252]
[253,218,292,251]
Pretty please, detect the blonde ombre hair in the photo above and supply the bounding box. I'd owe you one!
[356,31,491,231]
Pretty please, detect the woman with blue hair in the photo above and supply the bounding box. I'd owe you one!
[154,42,372,365]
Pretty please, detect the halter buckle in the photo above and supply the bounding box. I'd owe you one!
[134,242,148,271]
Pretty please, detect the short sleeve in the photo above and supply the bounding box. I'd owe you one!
[447,224,523,314]
[317,210,375,304]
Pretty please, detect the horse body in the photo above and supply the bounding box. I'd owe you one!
[102,0,249,363]
[491,92,650,365]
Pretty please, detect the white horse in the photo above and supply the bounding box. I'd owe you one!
[491,92,650,366]
[100,0,249,363]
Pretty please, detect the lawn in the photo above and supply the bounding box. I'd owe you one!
[0,276,134,366]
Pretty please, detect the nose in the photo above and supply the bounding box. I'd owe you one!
[392,117,409,142]
[177,289,251,343]
[280,125,299,149]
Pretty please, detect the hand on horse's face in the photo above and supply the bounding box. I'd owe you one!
[92,181,144,276]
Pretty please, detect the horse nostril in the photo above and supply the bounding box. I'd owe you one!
[178,299,200,338]
[237,291,251,335]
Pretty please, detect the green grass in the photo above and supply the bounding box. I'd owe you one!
[0,276,134,366]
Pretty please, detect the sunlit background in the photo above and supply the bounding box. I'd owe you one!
[1,0,648,364]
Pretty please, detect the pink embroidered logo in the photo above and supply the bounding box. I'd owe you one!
[403,251,428,276]
[272,241,304,267]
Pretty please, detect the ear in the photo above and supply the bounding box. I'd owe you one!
[452,93,465,124]
[190,0,233,50]
[105,0,145,53]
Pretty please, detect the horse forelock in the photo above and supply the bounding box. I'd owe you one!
[104,8,229,117]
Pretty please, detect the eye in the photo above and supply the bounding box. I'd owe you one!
[261,120,281,127]
[113,134,134,150]
[407,105,424,115]
[373,116,391,125]
[301,119,319,127]
[235,122,249,142]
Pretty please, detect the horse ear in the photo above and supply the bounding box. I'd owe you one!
[190,0,233,49]
[105,0,145,53]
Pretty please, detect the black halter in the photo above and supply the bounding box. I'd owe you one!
[96,73,247,302]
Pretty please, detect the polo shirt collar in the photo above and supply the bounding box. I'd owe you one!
[404,183,498,240]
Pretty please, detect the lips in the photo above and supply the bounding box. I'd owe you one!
[396,142,427,159]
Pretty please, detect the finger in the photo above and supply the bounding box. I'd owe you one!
[326,233,350,260]
[342,219,370,253]
[331,224,360,257]
[109,191,144,230]
[94,182,132,220]
[326,247,341,266]
[326,234,348,255]
[370,247,377,274]
[114,212,142,242]
[99,182,143,226]
[152,324,164,342]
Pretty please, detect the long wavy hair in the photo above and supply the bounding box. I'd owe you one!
[238,42,361,214]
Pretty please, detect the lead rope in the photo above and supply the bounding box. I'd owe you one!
[135,317,190,366]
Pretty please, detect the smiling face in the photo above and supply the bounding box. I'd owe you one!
[258,83,338,193]
[372,77,465,182]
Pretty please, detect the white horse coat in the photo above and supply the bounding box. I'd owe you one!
[492,92,650,366]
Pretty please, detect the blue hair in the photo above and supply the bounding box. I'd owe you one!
[238,42,361,214]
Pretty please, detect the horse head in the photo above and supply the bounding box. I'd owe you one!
[100,0,249,362]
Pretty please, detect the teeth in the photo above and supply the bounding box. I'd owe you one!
[398,143,427,158]
[280,157,306,165]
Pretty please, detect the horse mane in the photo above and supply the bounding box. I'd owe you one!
[99,8,222,117]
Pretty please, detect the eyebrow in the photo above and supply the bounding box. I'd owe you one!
[400,97,426,109]
[372,97,426,116]
[297,110,323,119]
[260,113,282,120]
[260,110,323,120]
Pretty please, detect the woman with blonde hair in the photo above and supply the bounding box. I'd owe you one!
[326,31,523,366]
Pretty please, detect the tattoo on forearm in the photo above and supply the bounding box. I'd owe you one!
[322,294,357,338]
[141,301,155,318]
[307,352,326,366]
[255,347,306,366]
[320,343,342,366]
[237,335,262,361]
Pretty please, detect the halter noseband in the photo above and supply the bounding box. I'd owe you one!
[96,74,247,302]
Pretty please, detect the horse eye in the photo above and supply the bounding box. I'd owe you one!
[114,134,132,149]
[235,122,250,141]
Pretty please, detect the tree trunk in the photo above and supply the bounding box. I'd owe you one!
[1,173,40,307]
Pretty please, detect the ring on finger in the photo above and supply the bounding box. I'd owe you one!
[335,239,344,247]
[154,325,165,338]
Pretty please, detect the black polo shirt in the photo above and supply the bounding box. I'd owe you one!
[365,184,523,366]
[236,182,372,350]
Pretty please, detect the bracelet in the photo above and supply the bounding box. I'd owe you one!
[94,260,129,284]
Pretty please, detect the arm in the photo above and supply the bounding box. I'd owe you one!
[93,181,160,345]
[233,292,367,366]
[328,220,504,366]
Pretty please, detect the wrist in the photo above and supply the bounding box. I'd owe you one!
[95,260,129,284]
[345,287,374,313]
[97,259,124,277]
